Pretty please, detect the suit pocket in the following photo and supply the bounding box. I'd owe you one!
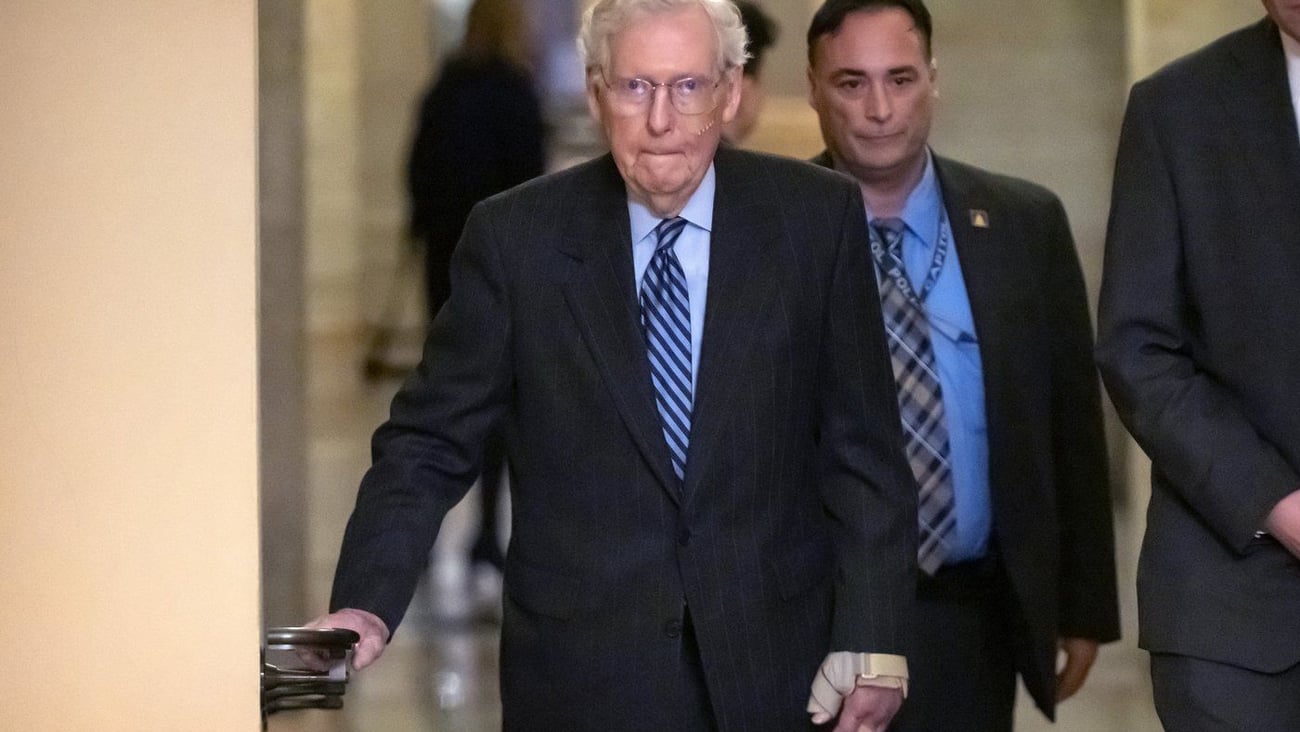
[769,538,833,601]
[505,559,584,620]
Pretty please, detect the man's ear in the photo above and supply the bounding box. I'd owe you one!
[585,69,604,124]
[718,65,744,123]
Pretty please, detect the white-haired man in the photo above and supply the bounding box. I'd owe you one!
[312,1,916,729]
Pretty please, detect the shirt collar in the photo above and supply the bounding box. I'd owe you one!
[629,164,716,243]
[869,149,944,249]
[1282,27,1300,142]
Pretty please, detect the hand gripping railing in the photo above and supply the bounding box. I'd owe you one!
[261,627,360,728]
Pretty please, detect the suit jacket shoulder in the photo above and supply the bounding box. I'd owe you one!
[715,146,860,212]
[931,155,1062,214]
[811,149,1064,215]
[482,149,861,235]
[718,146,849,184]
[1141,17,1281,95]
[480,152,621,214]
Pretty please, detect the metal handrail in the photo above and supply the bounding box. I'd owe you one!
[261,626,360,728]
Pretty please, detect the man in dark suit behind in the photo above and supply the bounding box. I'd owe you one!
[309,1,918,730]
[806,1,1121,729]
[1096,2,1300,727]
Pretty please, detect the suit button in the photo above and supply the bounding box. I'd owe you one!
[677,529,691,546]
[663,619,683,638]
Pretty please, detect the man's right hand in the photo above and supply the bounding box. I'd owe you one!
[1266,489,1300,560]
[304,608,390,670]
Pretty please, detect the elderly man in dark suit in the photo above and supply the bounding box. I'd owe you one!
[805,1,1121,729]
[309,1,918,730]
[1096,2,1300,728]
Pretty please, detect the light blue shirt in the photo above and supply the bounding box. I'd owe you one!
[870,152,991,563]
[630,165,714,395]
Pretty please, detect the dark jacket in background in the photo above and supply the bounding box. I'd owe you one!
[407,55,546,318]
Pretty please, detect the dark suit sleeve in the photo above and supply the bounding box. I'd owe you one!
[1096,81,1300,551]
[329,201,514,634]
[819,179,918,655]
[1042,196,1120,642]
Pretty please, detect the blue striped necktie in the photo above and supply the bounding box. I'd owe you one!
[871,217,956,575]
[640,217,692,483]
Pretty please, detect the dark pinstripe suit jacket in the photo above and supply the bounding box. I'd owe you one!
[330,147,917,731]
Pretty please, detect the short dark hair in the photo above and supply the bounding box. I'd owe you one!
[806,0,933,65]
[735,1,778,77]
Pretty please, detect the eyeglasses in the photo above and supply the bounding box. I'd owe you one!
[601,74,722,116]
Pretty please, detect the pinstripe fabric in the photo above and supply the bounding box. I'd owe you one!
[640,217,692,482]
[332,149,919,730]
[871,218,955,575]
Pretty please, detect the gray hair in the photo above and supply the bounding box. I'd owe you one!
[578,0,749,76]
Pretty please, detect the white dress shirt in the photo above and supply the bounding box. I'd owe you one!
[629,165,713,393]
[1283,27,1300,147]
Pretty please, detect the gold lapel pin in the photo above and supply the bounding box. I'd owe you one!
[969,209,990,228]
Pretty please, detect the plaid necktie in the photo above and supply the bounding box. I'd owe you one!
[871,218,956,575]
[640,217,692,483]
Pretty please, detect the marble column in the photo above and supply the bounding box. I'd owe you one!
[260,0,309,626]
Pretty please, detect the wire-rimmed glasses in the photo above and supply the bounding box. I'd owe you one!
[600,73,723,115]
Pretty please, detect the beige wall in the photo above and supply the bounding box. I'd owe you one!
[0,3,261,729]
[1129,0,1264,81]
[305,0,429,337]
[305,0,364,333]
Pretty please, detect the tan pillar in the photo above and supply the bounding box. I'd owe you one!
[261,0,310,627]
[1128,0,1263,82]
[356,0,432,335]
[0,2,261,728]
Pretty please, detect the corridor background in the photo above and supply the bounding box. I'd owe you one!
[263,1,1268,729]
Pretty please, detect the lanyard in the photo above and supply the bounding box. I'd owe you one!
[869,207,950,307]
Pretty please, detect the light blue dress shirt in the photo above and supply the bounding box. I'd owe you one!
[871,152,991,563]
[630,165,714,396]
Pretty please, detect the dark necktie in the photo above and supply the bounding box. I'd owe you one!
[871,217,956,575]
[640,217,692,483]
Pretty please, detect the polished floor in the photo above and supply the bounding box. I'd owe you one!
[266,323,1164,732]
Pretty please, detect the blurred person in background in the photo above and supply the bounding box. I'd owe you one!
[721,0,778,145]
[405,0,546,587]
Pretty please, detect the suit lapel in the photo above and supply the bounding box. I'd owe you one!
[557,156,680,502]
[1218,18,1300,221]
[932,158,1016,481]
[683,149,783,502]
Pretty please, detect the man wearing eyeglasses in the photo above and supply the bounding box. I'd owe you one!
[806,1,1120,730]
[312,1,917,730]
